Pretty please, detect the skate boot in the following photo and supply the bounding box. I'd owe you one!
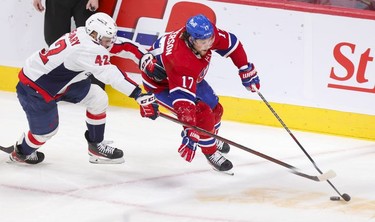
[216,140,230,154]
[9,144,45,164]
[205,150,233,172]
[85,131,124,164]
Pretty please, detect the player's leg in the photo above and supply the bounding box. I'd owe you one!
[196,80,230,153]
[155,86,232,171]
[44,0,72,45]
[211,103,230,153]
[72,80,124,164]
[11,82,60,164]
[195,101,233,171]
[153,89,174,111]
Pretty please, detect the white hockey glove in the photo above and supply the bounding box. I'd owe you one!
[135,92,159,120]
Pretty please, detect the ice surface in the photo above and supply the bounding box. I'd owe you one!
[0,91,374,222]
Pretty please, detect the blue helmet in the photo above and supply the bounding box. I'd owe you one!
[185,14,214,40]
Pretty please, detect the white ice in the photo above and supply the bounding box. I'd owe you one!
[0,91,374,222]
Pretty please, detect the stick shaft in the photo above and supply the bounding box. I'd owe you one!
[159,112,331,182]
[255,89,344,196]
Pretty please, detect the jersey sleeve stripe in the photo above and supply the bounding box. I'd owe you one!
[215,33,239,57]
[118,67,138,87]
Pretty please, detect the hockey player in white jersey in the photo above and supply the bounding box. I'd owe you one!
[0,12,159,164]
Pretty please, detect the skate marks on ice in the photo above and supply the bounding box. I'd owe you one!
[197,187,375,217]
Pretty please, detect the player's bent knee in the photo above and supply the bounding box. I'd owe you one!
[32,127,59,143]
[212,102,223,123]
[81,85,108,114]
[196,101,215,132]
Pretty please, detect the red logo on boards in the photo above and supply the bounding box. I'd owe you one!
[109,0,216,73]
[328,42,375,93]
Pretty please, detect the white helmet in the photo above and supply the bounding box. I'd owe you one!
[85,12,117,43]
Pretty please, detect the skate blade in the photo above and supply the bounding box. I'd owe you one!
[212,168,234,176]
[89,155,125,164]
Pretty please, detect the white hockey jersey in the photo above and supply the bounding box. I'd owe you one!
[21,27,138,102]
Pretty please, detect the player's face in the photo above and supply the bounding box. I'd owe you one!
[192,35,214,56]
[100,36,116,49]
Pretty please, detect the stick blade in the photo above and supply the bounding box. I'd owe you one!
[0,145,14,154]
[317,170,336,181]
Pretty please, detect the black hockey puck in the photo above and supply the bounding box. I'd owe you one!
[330,196,340,201]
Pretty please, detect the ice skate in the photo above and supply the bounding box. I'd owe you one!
[216,140,230,154]
[205,150,233,175]
[9,144,45,164]
[85,131,124,164]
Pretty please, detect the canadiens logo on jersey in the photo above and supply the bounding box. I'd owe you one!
[197,64,210,83]
[196,52,212,83]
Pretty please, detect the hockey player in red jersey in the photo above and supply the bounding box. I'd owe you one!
[0,12,158,164]
[138,14,261,172]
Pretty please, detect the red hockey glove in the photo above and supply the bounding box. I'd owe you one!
[135,92,159,120]
[178,128,199,162]
[239,63,260,92]
[139,53,167,82]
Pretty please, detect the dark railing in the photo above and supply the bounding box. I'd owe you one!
[214,0,375,20]
[290,0,375,10]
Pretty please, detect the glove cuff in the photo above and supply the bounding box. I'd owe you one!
[183,128,200,142]
[239,62,253,72]
[129,86,142,99]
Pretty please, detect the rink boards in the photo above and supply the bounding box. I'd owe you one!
[0,65,373,140]
[0,0,374,140]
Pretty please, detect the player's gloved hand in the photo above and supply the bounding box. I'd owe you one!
[139,53,167,82]
[178,128,200,162]
[239,63,260,92]
[135,92,159,120]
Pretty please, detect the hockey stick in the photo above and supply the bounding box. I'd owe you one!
[0,145,14,154]
[159,112,335,182]
[254,88,350,201]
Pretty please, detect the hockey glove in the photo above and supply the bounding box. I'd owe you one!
[239,63,260,92]
[139,53,167,82]
[135,92,159,120]
[178,128,199,162]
